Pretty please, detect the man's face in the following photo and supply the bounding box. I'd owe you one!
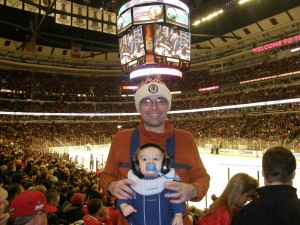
[139,96,169,132]
[138,146,164,177]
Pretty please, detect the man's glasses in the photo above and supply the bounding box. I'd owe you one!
[140,98,168,106]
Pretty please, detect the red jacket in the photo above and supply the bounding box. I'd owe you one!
[197,205,231,225]
[82,215,112,225]
[100,121,210,225]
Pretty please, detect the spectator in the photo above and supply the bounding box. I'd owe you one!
[36,170,52,190]
[45,189,62,225]
[231,146,300,225]
[106,197,119,225]
[0,187,9,225]
[33,184,47,194]
[61,192,86,223]
[7,190,57,225]
[100,77,210,225]
[6,183,24,204]
[58,184,69,208]
[82,198,112,225]
[197,173,258,225]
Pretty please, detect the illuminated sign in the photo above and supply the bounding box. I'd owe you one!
[117,0,190,77]
[154,25,191,61]
[118,0,189,16]
[133,5,164,25]
[252,34,300,53]
[165,5,189,29]
[130,67,182,79]
[123,86,138,90]
[199,86,219,92]
[117,9,132,34]
[291,47,300,53]
[119,25,145,65]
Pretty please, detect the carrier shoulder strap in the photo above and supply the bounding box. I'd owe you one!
[130,128,176,167]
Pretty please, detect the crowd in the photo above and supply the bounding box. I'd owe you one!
[1,55,299,99]
[0,111,299,153]
[0,56,299,107]
[0,146,120,225]
[0,56,299,151]
[1,140,299,225]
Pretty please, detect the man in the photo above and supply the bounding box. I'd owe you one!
[61,192,86,223]
[8,190,57,225]
[231,146,300,225]
[171,30,180,58]
[0,187,9,225]
[90,154,94,171]
[45,189,62,225]
[82,198,112,225]
[100,77,210,225]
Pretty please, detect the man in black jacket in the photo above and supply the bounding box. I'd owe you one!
[231,146,300,225]
[61,192,86,224]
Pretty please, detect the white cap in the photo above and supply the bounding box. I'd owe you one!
[134,81,172,112]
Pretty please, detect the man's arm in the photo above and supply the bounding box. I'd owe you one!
[165,130,210,203]
[99,130,136,199]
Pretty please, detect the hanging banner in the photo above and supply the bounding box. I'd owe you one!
[6,0,23,9]
[24,0,39,13]
[40,0,55,17]
[55,0,71,26]
[88,7,102,32]
[71,42,81,58]
[72,3,87,29]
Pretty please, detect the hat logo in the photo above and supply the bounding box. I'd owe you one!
[148,84,159,94]
[35,201,44,211]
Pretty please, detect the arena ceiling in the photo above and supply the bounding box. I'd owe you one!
[0,0,299,55]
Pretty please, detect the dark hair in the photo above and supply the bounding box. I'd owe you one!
[87,198,102,214]
[262,146,296,183]
[60,185,69,194]
[15,163,23,171]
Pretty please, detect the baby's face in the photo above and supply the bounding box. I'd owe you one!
[138,146,164,177]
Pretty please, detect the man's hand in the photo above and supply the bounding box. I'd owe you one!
[108,178,136,199]
[164,181,197,203]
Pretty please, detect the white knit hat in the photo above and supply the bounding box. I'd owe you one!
[134,80,172,112]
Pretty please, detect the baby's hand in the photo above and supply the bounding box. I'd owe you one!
[172,214,183,225]
[122,204,137,217]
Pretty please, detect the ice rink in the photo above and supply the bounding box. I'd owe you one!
[61,146,300,210]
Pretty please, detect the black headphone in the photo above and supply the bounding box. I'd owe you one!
[131,143,170,178]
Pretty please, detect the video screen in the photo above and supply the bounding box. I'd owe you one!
[119,25,145,65]
[133,4,164,25]
[165,5,189,29]
[153,25,190,61]
[117,9,132,34]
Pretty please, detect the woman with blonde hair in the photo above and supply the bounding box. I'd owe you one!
[197,173,258,225]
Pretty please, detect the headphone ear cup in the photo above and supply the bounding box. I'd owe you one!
[131,157,144,178]
[161,155,170,174]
